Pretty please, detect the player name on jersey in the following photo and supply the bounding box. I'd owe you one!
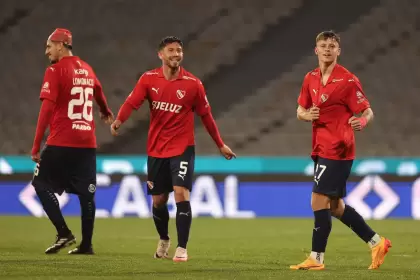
[73,77,94,86]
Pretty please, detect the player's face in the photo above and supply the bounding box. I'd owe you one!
[45,40,62,64]
[315,38,340,64]
[159,42,183,69]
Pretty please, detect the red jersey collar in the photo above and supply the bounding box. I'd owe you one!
[60,56,79,61]
[157,66,185,80]
[315,63,345,84]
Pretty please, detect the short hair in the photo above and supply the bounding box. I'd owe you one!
[64,43,72,50]
[158,36,183,50]
[316,30,340,45]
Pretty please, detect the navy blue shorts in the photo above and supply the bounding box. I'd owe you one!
[312,156,353,198]
[31,145,96,198]
[146,146,195,195]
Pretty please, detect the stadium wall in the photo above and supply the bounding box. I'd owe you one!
[0,156,419,219]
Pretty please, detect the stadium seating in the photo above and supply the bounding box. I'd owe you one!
[194,0,420,156]
[1,0,419,156]
[0,0,37,33]
[0,0,303,154]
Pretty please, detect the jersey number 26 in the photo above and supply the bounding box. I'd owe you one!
[68,87,93,121]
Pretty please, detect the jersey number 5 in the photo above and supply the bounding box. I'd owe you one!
[178,161,188,180]
[68,87,93,121]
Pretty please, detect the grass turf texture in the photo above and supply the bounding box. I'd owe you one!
[0,217,419,279]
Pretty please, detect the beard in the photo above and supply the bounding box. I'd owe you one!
[166,60,180,71]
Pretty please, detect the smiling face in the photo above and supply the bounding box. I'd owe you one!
[158,42,183,70]
[315,31,341,65]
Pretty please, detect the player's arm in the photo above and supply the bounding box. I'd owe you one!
[346,78,373,131]
[111,75,148,136]
[349,107,374,131]
[296,74,319,122]
[31,67,58,162]
[94,77,114,124]
[195,81,236,160]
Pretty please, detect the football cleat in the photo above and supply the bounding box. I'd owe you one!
[368,237,392,269]
[45,233,76,254]
[290,256,325,270]
[68,245,94,255]
[173,247,188,262]
[154,239,170,259]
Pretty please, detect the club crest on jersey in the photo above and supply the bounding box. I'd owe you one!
[176,90,186,99]
[147,181,154,190]
[320,93,329,103]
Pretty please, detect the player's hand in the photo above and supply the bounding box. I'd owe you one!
[219,144,236,160]
[307,106,320,121]
[348,116,367,131]
[111,120,122,136]
[31,152,40,163]
[100,111,114,125]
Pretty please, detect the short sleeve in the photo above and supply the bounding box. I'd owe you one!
[126,74,148,110]
[345,77,370,114]
[297,73,311,109]
[194,80,211,116]
[40,66,59,102]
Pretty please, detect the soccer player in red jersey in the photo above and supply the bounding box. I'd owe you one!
[290,31,391,270]
[31,28,114,255]
[111,36,236,262]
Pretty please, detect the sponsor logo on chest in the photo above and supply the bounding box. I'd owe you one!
[151,101,182,113]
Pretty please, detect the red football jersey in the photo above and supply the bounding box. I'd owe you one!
[39,56,104,148]
[297,64,370,160]
[126,67,210,158]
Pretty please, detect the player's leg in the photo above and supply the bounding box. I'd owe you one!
[170,146,195,262]
[152,193,171,258]
[68,194,96,255]
[67,148,96,255]
[290,192,331,270]
[330,198,377,243]
[330,198,392,269]
[173,186,191,262]
[31,146,75,254]
[291,157,342,270]
[147,156,172,258]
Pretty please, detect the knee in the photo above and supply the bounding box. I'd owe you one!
[153,194,169,208]
[330,199,345,218]
[173,186,189,203]
[311,193,330,211]
[330,208,343,218]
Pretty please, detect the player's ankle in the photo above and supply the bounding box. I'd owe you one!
[310,251,324,264]
[367,234,381,248]
[58,227,72,237]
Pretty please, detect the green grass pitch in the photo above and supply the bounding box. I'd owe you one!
[0,217,419,279]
